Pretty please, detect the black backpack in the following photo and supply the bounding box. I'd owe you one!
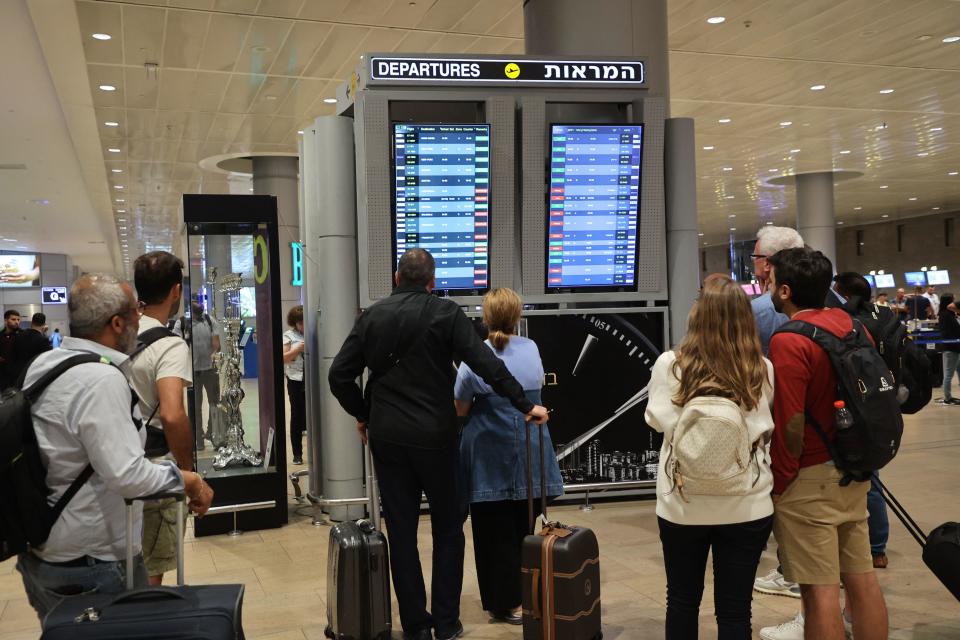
[776,319,905,484]
[846,299,933,414]
[0,353,106,561]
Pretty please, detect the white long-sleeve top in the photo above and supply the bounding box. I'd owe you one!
[23,337,184,563]
[644,350,775,526]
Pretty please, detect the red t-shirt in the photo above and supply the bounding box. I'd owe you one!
[768,308,853,494]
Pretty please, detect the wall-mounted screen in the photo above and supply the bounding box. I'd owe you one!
[41,286,67,304]
[392,123,490,294]
[863,275,876,288]
[546,124,643,292]
[874,273,896,288]
[904,271,927,287]
[926,270,950,285]
[0,254,40,288]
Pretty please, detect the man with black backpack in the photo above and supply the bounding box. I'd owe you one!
[764,248,892,640]
[5,274,212,620]
[127,251,194,586]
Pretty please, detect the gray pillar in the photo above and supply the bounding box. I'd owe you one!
[252,156,301,312]
[796,172,837,267]
[303,116,363,521]
[524,0,670,105]
[203,235,232,303]
[665,118,699,347]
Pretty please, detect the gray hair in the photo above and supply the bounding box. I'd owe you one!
[68,273,130,339]
[756,226,804,256]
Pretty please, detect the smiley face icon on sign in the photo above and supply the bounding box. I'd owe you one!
[504,62,521,79]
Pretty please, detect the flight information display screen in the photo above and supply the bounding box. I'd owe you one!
[393,123,490,294]
[547,124,643,292]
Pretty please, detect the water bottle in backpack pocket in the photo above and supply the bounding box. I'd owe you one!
[664,396,763,501]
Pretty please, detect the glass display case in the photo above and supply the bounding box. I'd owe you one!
[182,194,288,536]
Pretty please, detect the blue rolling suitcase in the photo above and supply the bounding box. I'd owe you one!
[41,494,246,639]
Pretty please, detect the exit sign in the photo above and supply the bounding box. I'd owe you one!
[291,242,303,286]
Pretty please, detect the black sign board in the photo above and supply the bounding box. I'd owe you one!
[42,286,67,304]
[369,56,645,87]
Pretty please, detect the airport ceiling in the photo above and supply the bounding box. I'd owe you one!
[14,0,960,272]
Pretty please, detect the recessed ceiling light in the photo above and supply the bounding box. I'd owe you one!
[918,152,929,157]
[725,195,735,199]
[838,221,845,225]
[766,221,774,225]
[111,168,122,173]
[323,98,337,104]
[779,121,792,126]
[92,33,111,41]
[909,196,918,200]
[729,227,737,231]
[264,95,278,101]
[104,121,119,127]
[698,233,704,237]
[933,207,941,210]
[916,34,933,41]
[768,169,778,172]
[702,146,714,150]
[879,88,895,94]
[943,36,960,43]
[718,118,731,124]
[930,127,943,132]
[854,206,862,210]
[116,209,126,213]
[810,84,826,91]
[707,16,726,24]
[249,188,254,192]
[297,130,303,134]
[840,149,851,154]
[722,166,733,171]
[251,45,271,53]
[880,185,888,189]
[728,214,736,218]
[950,171,959,176]
[99,84,116,92]
[790,148,801,153]
[882,214,889,218]
[115,198,124,202]
[114,185,123,189]
[108,148,121,153]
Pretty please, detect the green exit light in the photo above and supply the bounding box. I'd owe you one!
[291,242,303,286]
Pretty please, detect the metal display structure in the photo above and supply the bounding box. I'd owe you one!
[301,53,689,515]
[183,194,288,536]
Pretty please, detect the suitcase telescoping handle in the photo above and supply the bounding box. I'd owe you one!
[365,442,382,531]
[125,492,186,589]
[525,421,548,532]
[875,476,927,547]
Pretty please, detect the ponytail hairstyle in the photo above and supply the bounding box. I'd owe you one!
[482,288,523,351]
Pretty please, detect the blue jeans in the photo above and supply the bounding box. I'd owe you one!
[16,552,148,620]
[867,473,889,556]
[944,351,959,401]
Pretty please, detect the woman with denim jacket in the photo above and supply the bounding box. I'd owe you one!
[454,288,564,625]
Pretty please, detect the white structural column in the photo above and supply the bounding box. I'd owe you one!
[665,118,700,346]
[252,156,301,313]
[795,172,837,266]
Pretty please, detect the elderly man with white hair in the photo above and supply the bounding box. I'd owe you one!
[749,226,805,355]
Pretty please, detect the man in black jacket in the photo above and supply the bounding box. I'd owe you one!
[12,312,52,380]
[329,249,548,640]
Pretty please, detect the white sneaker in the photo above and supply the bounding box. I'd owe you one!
[760,612,804,640]
[754,569,802,598]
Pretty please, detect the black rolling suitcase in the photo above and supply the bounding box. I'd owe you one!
[878,478,960,601]
[41,493,245,639]
[325,445,391,640]
[521,422,602,640]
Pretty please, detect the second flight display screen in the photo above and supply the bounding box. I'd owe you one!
[547,124,643,291]
[393,124,490,293]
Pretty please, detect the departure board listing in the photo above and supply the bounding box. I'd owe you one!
[394,124,490,292]
[547,124,643,290]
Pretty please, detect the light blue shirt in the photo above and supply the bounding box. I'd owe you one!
[455,336,544,398]
[752,293,789,356]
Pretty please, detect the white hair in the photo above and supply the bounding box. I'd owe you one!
[68,273,130,339]
[756,226,804,256]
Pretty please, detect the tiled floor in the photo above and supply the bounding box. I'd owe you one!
[2,397,959,639]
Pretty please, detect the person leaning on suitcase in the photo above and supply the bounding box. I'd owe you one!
[453,287,564,626]
[329,249,549,640]
[15,274,213,620]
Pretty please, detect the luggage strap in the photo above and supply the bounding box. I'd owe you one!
[876,476,927,547]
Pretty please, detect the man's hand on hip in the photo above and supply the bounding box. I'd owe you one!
[525,405,550,425]
[356,421,368,444]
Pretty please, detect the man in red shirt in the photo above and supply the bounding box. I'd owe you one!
[766,248,887,640]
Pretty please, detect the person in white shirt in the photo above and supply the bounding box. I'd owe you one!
[16,273,212,620]
[645,274,775,639]
[128,251,194,586]
[924,285,940,316]
[282,305,306,465]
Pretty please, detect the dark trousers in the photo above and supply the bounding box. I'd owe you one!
[470,499,532,613]
[370,438,464,637]
[286,378,305,458]
[658,515,773,640]
[193,368,220,448]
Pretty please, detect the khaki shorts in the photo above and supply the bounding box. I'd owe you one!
[773,463,874,585]
[142,498,184,577]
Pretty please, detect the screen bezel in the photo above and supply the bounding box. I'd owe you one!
[904,271,927,287]
[544,122,645,295]
[926,270,950,286]
[874,274,896,288]
[390,122,492,298]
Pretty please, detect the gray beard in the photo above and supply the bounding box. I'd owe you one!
[119,324,139,354]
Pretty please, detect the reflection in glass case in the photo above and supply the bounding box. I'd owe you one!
[183,194,287,536]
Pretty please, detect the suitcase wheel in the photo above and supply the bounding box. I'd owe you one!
[324,625,335,640]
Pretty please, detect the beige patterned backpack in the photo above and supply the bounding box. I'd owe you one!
[663,396,760,501]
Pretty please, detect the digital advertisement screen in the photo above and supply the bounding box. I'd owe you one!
[904,272,927,287]
[926,270,950,285]
[863,275,876,288]
[874,273,896,289]
[546,124,643,292]
[393,123,490,294]
[0,254,40,288]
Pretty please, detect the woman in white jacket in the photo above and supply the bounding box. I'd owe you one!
[645,274,775,640]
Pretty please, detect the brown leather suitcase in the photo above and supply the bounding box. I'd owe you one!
[521,423,602,640]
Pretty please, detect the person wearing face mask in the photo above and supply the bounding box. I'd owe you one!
[15,274,213,620]
[127,251,194,586]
